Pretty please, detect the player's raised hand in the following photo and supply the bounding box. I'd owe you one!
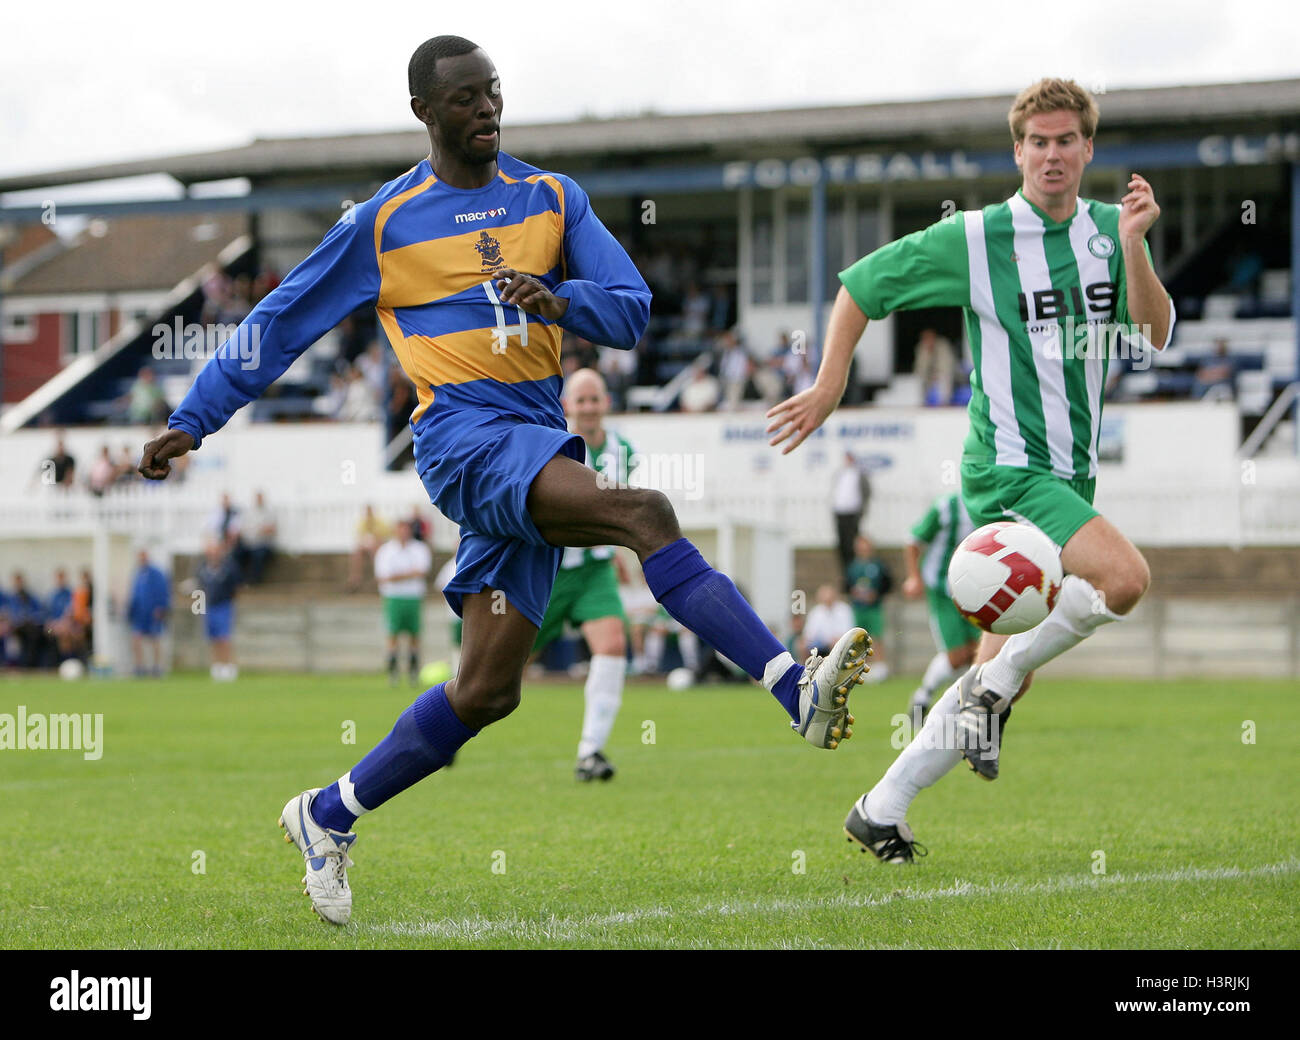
[765,383,838,455]
[1118,173,1160,241]
[138,428,195,481]
[494,268,569,322]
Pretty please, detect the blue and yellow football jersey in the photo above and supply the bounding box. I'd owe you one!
[169,151,650,452]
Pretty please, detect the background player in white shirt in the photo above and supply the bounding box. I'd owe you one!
[374,520,433,686]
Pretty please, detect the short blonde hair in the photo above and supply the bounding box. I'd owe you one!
[1008,78,1099,142]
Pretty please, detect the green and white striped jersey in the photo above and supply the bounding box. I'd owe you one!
[910,491,976,593]
[841,191,1168,480]
[560,426,637,570]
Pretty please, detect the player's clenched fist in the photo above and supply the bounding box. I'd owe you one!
[138,428,195,480]
[494,267,569,322]
[1118,172,1160,241]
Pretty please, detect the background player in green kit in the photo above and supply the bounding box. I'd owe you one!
[902,491,979,722]
[767,78,1174,862]
[533,368,637,781]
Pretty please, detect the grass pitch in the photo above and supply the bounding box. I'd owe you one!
[4,671,1297,949]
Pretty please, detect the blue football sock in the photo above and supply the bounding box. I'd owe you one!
[643,538,803,721]
[310,682,476,831]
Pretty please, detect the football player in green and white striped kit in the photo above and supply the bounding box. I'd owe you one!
[534,368,638,781]
[902,491,979,721]
[768,78,1173,863]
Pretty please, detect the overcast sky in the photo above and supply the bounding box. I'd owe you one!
[4,0,1299,182]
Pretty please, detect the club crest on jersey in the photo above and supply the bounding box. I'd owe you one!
[475,231,505,273]
[1087,232,1116,258]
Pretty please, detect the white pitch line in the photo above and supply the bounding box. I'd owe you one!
[365,859,1300,943]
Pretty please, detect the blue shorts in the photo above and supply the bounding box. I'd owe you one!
[417,410,583,628]
[131,618,165,637]
[205,601,235,641]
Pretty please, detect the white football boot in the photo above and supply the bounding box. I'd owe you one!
[793,628,872,749]
[278,789,357,925]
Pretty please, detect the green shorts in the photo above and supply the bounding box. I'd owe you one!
[852,603,884,638]
[926,586,981,651]
[384,597,423,636]
[533,557,627,652]
[960,460,1098,550]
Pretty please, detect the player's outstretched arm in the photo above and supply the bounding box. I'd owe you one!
[766,286,867,455]
[150,200,382,469]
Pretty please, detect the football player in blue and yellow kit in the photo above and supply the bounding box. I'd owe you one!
[139,36,871,925]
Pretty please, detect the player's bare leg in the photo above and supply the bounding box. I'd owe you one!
[445,589,537,730]
[527,454,869,749]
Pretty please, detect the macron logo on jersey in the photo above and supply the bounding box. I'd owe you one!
[455,208,507,224]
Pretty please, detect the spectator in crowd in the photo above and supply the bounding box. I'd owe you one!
[127,550,170,677]
[679,365,721,413]
[785,609,806,661]
[716,330,753,411]
[681,282,711,338]
[87,444,118,497]
[217,273,254,327]
[846,534,892,682]
[783,348,816,397]
[336,313,372,365]
[597,344,637,413]
[753,331,792,406]
[0,582,10,664]
[123,367,169,425]
[374,520,432,686]
[831,451,872,576]
[208,492,242,553]
[115,444,139,486]
[196,542,240,681]
[913,327,959,406]
[1195,338,1238,400]
[338,365,382,421]
[386,368,416,443]
[47,569,93,663]
[406,507,430,543]
[252,267,281,303]
[348,504,392,591]
[46,569,73,629]
[240,490,278,584]
[802,584,855,659]
[619,562,659,676]
[357,342,388,403]
[6,572,47,668]
[38,434,76,488]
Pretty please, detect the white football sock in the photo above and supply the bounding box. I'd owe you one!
[920,650,956,697]
[863,681,964,825]
[643,629,665,673]
[678,629,700,671]
[980,575,1121,698]
[578,654,626,758]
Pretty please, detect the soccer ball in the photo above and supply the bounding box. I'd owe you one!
[58,658,86,681]
[666,666,694,691]
[947,521,1063,635]
[418,660,452,687]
